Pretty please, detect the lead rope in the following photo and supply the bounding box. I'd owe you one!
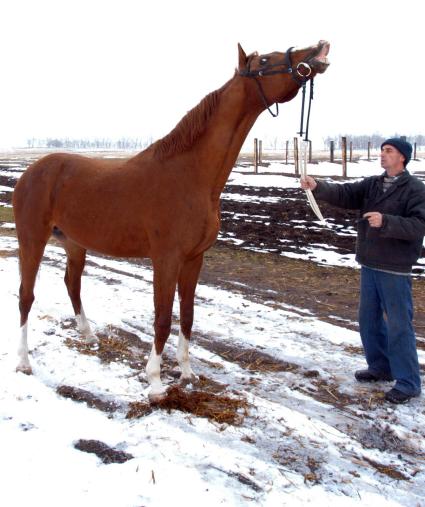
[299,138,326,223]
[298,78,314,141]
[296,79,328,225]
[296,79,326,223]
[304,78,314,142]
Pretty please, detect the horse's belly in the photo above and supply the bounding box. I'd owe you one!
[61,224,151,258]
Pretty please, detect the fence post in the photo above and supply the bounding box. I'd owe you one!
[414,142,417,160]
[342,136,347,178]
[330,140,334,162]
[285,140,289,165]
[259,140,263,166]
[254,138,258,174]
[367,141,371,161]
[294,137,299,176]
[349,141,353,162]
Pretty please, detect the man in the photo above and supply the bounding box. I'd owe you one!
[301,138,425,404]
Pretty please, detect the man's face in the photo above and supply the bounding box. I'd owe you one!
[380,145,405,173]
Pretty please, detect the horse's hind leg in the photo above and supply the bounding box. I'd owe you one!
[16,238,48,374]
[176,253,204,384]
[63,240,96,343]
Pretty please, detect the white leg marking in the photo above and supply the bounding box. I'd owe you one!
[146,345,167,401]
[16,323,32,374]
[177,330,196,381]
[76,306,97,344]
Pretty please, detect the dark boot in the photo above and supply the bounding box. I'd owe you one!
[384,388,416,404]
[354,369,393,382]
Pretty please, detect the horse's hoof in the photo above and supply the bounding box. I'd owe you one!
[180,374,198,387]
[148,389,168,404]
[16,365,33,375]
[83,334,98,345]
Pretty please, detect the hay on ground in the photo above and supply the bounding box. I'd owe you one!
[127,385,248,425]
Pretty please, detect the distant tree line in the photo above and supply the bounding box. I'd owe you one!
[323,134,425,150]
[26,137,154,150]
[26,134,425,152]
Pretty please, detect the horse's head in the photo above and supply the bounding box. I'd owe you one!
[238,41,330,106]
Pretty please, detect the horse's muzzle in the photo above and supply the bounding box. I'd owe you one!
[310,40,330,73]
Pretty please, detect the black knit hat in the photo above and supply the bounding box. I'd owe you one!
[381,138,412,167]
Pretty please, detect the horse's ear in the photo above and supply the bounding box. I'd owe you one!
[238,43,247,71]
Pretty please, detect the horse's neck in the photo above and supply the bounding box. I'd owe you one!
[195,79,261,200]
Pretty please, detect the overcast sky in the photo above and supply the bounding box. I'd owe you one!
[1,0,424,149]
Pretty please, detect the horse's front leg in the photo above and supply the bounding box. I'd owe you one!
[146,258,180,402]
[177,253,204,385]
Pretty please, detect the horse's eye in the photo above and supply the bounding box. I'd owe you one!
[259,57,268,65]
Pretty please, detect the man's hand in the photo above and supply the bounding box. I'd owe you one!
[363,211,383,228]
[300,175,317,191]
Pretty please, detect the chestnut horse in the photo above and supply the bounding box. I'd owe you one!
[13,41,330,401]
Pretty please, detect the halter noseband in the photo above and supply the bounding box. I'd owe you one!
[239,47,311,84]
[239,47,314,140]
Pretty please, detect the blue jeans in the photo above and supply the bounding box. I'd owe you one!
[359,266,421,396]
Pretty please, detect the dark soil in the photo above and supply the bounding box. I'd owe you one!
[57,385,121,413]
[220,182,424,273]
[74,439,134,464]
[221,184,358,257]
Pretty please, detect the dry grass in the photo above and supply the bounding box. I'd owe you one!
[127,385,249,426]
[64,326,150,370]
[0,205,14,223]
[196,335,300,373]
[361,456,410,481]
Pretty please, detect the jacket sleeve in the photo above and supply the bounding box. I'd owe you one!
[313,179,367,210]
[380,188,425,241]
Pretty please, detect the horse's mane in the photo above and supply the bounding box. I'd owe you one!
[151,80,232,160]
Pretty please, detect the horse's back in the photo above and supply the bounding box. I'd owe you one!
[14,153,123,205]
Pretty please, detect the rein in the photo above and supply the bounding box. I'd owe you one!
[239,47,314,140]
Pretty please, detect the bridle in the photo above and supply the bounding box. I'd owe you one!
[239,47,315,141]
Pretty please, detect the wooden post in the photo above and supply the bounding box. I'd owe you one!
[414,142,417,160]
[342,136,347,178]
[254,138,258,174]
[367,141,371,161]
[294,137,299,176]
[259,140,263,166]
[349,141,353,162]
[330,140,334,162]
[285,140,289,165]
[308,141,312,163]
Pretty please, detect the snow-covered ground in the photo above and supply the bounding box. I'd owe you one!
[0,232,424,507]
[0,155,424,506]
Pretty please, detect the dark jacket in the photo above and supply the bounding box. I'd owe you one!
[313,170,425,273]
